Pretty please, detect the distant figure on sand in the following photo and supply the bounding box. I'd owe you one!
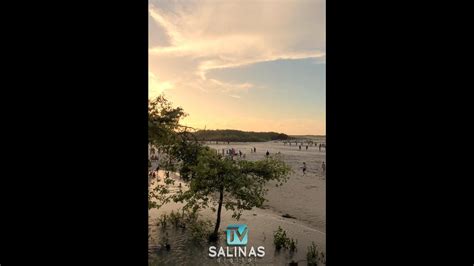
[266,150,270,157]
[322,161,326,173]
[302,162,307,175]
[254,147,257,153]
[299,145,301,150]
[306,145,308,150]
[239,150,242,157]
[319,143,322,151]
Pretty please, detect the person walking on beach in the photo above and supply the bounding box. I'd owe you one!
[302,162,307,175]
[266,150,270,157]
[299,145,302,150]
[319,143,322,151]
[322,161,326,173]
[239,150,242,157]
[306,145,308,150]
[254,147,257,153]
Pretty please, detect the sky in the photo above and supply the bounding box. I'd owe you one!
[149,0,325,135]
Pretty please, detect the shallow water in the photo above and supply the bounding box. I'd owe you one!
[149,139,326,265]
[149,200,325,265]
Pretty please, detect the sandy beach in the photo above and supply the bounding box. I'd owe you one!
[149,138,326,265]
[207,140,326,233]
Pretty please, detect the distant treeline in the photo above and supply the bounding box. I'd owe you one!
[193,129,292,142]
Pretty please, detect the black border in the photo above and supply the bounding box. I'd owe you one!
[1,0,149,264]
[2,0,471,265]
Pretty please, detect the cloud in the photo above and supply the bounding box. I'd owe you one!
[149,72,173,98]
[148,0,325,98]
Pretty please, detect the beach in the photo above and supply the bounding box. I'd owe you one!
[149,138,326,265]
[206,140,326,233]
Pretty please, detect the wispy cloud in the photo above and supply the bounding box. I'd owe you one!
[149,0,325,98]
[149,0,326,132]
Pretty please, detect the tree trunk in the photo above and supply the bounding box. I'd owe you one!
[213,186,224,236]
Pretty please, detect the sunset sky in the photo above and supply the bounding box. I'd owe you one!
[149,0,325,135]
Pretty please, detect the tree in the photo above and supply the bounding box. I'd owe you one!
[148,95,292,241]
[173,147,291,240]
[148,95,187,150]
[148,95,191,209]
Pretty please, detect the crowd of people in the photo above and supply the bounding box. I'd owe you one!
[283,141,326,152]
[152,141,327,177]
[212,142,327,177]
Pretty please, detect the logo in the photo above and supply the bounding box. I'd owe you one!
[209,224,265,262]
[226,224,248,246]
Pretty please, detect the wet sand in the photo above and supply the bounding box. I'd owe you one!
[149,139,326,265]
[207,140,326,233]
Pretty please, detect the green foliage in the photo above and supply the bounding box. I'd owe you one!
[273,226,298,252]
[148,95,291,235]
[149,171,177,210]
[272,227,298,262]
[168,210,182,228]
[193,129,291,142]
[156,209,212,243]
[148,95,188,210]
[172,148,291,221]
[157,213,168,229]
[188,219,213,242]
[307,242,326,266]
[289,238,297,252]
[273,226,290,250]
[148,95,187,148]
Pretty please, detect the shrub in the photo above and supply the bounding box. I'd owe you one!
[169,210,182,228]
[307,242,326,266]
[157,213,168,229]
[189,219,212,242]
[289,238,297,252]
[273,226,290,250]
